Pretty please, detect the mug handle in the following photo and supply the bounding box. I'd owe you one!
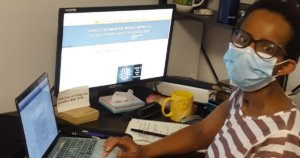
[161,98,172,117]
[192,0,205,7]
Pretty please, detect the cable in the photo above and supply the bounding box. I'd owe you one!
[291,84,300,94]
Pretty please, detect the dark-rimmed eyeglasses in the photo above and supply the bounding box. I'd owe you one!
[231,28,286,59]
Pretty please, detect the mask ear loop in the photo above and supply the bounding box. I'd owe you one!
[273,69,287,90]
[275,59,292,66]
[274,59,293,76]
[274,59,293,90]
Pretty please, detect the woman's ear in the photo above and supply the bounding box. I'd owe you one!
[277,59,297,76]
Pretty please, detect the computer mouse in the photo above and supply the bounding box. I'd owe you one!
[180,115,202,124]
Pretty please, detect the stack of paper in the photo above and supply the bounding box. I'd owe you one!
[98,95,145,113]
[125,118,189,145]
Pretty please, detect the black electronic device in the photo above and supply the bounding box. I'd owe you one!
[15,73,111,158]
[54,5,176,97]
[122,102,162,120]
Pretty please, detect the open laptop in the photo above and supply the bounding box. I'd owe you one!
[15,73,118,158]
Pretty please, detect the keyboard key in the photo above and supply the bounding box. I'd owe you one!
[56,137,97,158]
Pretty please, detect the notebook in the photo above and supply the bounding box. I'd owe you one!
[125,118,189,145]
[15,73,118,158]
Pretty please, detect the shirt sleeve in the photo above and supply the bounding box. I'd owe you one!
[251,132,300,158]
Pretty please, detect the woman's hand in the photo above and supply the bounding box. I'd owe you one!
[102,136,144,158]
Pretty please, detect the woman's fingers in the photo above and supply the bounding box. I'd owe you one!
[103,136,139,158]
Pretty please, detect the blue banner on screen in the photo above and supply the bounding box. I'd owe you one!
[63,20,171,48]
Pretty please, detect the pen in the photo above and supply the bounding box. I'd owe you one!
[81,130,109,139]
[130,128,166,138]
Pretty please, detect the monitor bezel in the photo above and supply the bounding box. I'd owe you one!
[54,4,175,97]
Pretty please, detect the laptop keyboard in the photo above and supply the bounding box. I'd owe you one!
[56,137,97,158]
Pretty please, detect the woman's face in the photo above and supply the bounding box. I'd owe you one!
[240,9,293,62]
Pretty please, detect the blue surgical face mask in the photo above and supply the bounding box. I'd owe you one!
[224,43,288,92]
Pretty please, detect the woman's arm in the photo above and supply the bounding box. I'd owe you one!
[103,99,231,158]
[141,99,231,157]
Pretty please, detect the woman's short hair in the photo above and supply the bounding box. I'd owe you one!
[238,0,300,62]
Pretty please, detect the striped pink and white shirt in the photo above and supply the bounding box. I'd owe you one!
[206,89,300,158]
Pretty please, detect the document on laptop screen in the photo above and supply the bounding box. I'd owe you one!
[18,79,58,158]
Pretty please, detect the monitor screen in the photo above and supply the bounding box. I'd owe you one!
[54,5,175,97]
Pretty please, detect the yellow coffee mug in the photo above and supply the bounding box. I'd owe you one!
[161,90,194,122]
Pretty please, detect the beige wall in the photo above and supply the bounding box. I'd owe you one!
[1,0,299,113]
[0,0,160,113]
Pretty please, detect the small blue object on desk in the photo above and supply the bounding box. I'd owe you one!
[81,130,109,139]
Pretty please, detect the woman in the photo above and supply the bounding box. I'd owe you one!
[103,0,300,157]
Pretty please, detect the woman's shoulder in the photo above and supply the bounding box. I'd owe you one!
[228,88,242,100]
[260,106,300,133]
[292,107,300,133]
[227,88,243,110]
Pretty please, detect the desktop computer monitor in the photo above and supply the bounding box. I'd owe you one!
[54,4,175,97]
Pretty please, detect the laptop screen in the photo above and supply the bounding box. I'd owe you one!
[16,73,58,158]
